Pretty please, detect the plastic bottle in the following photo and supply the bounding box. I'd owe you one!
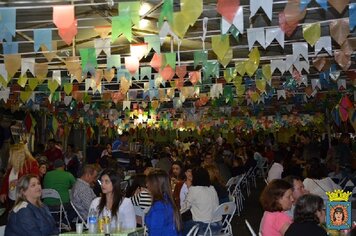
[88,208,98,234]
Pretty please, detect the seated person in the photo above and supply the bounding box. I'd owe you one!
[89,169,136,231]
[5,174,58,236]
[71,165,98,219]
[285,194,327,236]
[259,179,293,236]
[180,167,221,235]
[127,174,152,213]
[205,164,229,204]
[43,159,76,221]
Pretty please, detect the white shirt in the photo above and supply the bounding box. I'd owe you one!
[303,177,341,202]
[267,162,283,182]
[180,186,221,223]
[179,182,189,207]
[89,197,136,231]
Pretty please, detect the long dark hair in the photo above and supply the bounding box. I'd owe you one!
[146,169,182,232]
[98,169,123,220]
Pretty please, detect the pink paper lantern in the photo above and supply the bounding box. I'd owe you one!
[125,56,139,75]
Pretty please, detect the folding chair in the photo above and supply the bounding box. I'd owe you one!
[225,176,238,196]
[259,158,268,178]
[133,205,146,227]
[245,219,257,236]
[70,201,88,229]
[121,181,129,194]
[0,225,5,236]
[232,174,245,215]
[204,201,236,236]
[187,224,199,236]
[42,189,71,232]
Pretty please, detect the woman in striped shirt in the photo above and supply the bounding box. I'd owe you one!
[128,174,152,213]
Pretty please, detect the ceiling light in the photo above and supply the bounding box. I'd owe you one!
[139,2,151,16]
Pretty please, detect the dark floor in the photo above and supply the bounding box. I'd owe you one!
[231,179,265,236]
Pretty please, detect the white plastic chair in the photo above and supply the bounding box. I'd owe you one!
[204,201,236,236]
[232,174,245,215]
[245,219,257,236]
[133,205,146,227]
[42,188,71,232]
[187,224,199,236]
[0,225,5,236]
[225,176,238,196]
[70,201,88,229]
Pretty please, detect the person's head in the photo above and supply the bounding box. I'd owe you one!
[333,207,345,222]
[48,139,56,149]
[106,143,112,151]
[192,167,211,187]
[283,176,309,202]
[260,179,294,212]
[67,144,74,153]
[15,174,42,207]
[294,194,325,224]
[171,161,184,180]
[126,173,146,197]
[53,159,65,170]
[273,151,285,164]
[203,152,214,165]
[299,132,310,145]
[38,161,48,177]
[205,164,224,185]
[306,159,327,179]
[81,165,98,185]
[9,143,34,172]
[98,169,123,220]
[146,169,182,232]
[232,157,243,167]
[184,165,193,182]
[120,131,129,142]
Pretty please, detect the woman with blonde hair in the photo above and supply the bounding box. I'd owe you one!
[205,164,229,204]
[5,174,58,236]
[0,143,39,209]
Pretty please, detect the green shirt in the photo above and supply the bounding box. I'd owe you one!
[43,169,75,206]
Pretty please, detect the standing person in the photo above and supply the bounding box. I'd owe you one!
[145,169,182,236]
[259,179,294,236]
[43,139,63,169]
[5,174,58,236]
[0,143,39,210]
[285,194,327,236]
[71,165,98,220]
[89,169,136,231]
[64,144,80,178]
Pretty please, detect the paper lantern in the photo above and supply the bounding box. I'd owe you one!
[125,56,139,75]
[130,43,148,60]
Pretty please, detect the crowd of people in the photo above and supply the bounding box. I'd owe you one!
[0,130,354,235]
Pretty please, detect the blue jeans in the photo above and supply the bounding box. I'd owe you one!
[183,220,222,235]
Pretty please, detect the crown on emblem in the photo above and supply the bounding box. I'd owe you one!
[326,189,352,202]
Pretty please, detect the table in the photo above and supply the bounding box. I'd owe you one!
[59,228,144,236]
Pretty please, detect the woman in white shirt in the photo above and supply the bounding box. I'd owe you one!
[180,167,221,235]
[89,169,136,231]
